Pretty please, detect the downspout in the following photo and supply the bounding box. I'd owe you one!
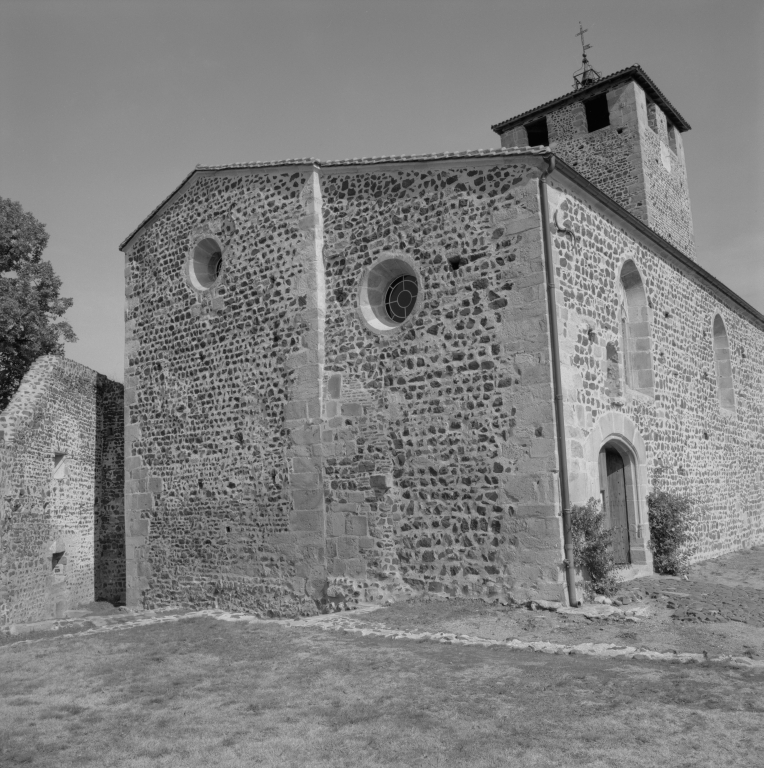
[539,155,580,607]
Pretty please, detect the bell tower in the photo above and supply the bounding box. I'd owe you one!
[492,46,695,259]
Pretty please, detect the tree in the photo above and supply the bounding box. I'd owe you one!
[0,197,77,410]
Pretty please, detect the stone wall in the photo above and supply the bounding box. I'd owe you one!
[123,167,327,617]
[320,158,564,604]
[94,374,126,604]
[0,356,124,625]
[546,180,764,563]
[639,105,694,261]
[121,148,763,615]
[123,155,571,614]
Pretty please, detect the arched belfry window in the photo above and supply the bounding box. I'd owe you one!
[712,314,736,413]
[619,260,654,397]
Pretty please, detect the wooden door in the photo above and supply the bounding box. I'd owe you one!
[599,447,631,565]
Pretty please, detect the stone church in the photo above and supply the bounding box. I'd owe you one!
[109,64,762,616]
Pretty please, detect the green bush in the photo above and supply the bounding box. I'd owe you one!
[647,490,694,576]
[570,498,622,598]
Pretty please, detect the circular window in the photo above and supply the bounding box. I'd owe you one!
[358,255,422,333]
[189,237,223,291]
[385,275,418,322]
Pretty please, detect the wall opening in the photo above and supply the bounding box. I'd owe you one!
[646,101,659,134]
[190,237,223,291]
[51,551,66,582]
[525,117,549,147]
[358,255,422,334]
[712,314,736,413]
[620,260,654,397]
[52,452,66,480]
[667,124,678,154]
[584,93,610,132]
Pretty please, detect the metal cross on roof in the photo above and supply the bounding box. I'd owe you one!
[573,22,602,90]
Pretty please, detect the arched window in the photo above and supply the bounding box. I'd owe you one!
[619,260,654,397]
[712,314,736,413]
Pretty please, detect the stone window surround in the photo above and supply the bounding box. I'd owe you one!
[185,234,225,293]
[356,251,424,336]
[572,412,654,579]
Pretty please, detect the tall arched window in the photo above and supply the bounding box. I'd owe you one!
[712,314,736,413]
[619,260,654,397]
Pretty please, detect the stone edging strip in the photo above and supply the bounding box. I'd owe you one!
[2,606,762,670]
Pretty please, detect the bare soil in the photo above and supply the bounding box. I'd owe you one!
[357,595,764,658]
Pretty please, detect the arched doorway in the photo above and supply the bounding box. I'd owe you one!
[598,442,633,565]
[575,413,653,575]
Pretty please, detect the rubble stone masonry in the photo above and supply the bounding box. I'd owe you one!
[123,167,328,616]
[0,356,124,625]
[121,146,762,616]
[319,159,563,604]
[123,154,568,614]
[546,179,764,562]
[500,80,695,259]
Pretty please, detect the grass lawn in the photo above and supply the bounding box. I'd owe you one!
[1,617,762,767]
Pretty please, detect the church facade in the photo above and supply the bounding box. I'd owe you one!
[119,66,764,615]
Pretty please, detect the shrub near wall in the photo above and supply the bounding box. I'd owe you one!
[647,490,695,576]
[570,498,622,598]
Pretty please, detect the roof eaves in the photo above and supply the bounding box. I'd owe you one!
[491,64,690,135]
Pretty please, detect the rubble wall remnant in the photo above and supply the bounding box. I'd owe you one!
[0,356,124,625]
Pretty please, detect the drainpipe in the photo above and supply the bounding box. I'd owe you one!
[539,155,580,607]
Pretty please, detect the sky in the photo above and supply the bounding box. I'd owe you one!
[1,0,762,383]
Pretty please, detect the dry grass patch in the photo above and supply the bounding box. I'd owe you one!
[0,616,761,767]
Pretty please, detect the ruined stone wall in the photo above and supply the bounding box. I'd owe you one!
[319,159,565,605]
[124,167,326,617]
[547,182,764,563]
[0,356,124,625]
[94,376,126,604]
